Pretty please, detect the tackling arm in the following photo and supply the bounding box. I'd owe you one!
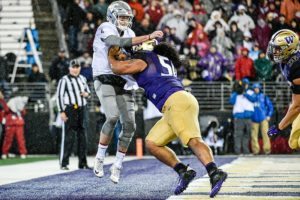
[108,46,147,75]
[104,31,164,47]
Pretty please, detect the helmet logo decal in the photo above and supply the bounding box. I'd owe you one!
[285,36,294,44]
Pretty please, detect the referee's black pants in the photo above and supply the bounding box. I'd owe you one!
[60,105,88,168]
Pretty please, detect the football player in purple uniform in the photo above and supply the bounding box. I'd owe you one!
[107,41,228,197]
[267,29,300,150]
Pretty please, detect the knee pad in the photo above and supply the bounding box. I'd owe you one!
[102,115,119,136]
[122,121,136,134]
[118,121,136,149]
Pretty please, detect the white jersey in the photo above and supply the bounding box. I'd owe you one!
[92,22,138,90]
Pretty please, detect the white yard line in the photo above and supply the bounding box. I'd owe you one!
[0,155,140,186]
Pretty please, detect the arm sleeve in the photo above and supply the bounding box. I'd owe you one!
[244,90,256,102]
[57,78,66,112]
[103,35,132,47]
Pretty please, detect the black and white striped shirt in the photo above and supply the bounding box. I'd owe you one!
[56,74,90,112]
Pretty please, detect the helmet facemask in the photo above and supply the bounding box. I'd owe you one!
[270,43,287,63]
[268,29,299,63]
[115,14,133,31]
[107,1,133,31]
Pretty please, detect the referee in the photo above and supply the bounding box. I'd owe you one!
[56,59,91,170]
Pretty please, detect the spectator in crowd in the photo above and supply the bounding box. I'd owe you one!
[252,17,272,52]
[242,31,254,51]
[251,83,273,155]
[229,78,254,155]
[28,64,47,83]
[134,17,155,36]
[258,0,269,17]
[161,26,182,50]
[248,43,260,61]
[2,96,29,159]
[280,0,300,24]
[156,4,175,30]
[146,0,164,27]
[204,120,224,155]
[198,46,228,81]
[187,26,210,58]
[77,51,93,82]
[228,21,244,54]
[254,52,273,81]
[215,0,235,22]
[78,11,97,54]
[93,0,108,20]
[235,47,255,81]
[290,18,300,35]
[204,10,229,40]
[165,10,188,42]
[65,0,86,56]
[211,23,234,61]
[228,4,255,33]
[176,0,193,14]
[49,49,70,83]
[129,0,144,22]
[265,2,280,20]
[200,0,214,15]
[191,0,208,25]
[271,14,290,34]
[79,0,93,12]
[56,59,91,170]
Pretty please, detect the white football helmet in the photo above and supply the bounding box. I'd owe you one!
[107,1,133,31]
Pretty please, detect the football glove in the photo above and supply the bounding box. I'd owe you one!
[268,125,280,137]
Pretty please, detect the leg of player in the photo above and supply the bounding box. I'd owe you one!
[146,140,197,195]
[188,138,228,198]
[93,82,120,178]
[289,114,300,149]
[109,93,136,184]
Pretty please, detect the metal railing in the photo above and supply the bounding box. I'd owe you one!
[2,81,291,113]
[49,0,69,57]
[190,81,291,111]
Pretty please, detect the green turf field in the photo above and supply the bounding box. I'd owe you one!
[0,156,57,166]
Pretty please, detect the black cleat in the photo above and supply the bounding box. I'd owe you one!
[174,168,196,195]
[209,169,227,198]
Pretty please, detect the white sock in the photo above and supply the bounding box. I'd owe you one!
[96,144,108,160]
[114,151,126,169]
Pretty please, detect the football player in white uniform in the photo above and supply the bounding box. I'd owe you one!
[92,0,163,183]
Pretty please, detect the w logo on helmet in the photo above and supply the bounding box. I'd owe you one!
[285,36,294,44]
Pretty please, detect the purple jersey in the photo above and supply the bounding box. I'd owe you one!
[279,51,300,94]
[132,51,184,111]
